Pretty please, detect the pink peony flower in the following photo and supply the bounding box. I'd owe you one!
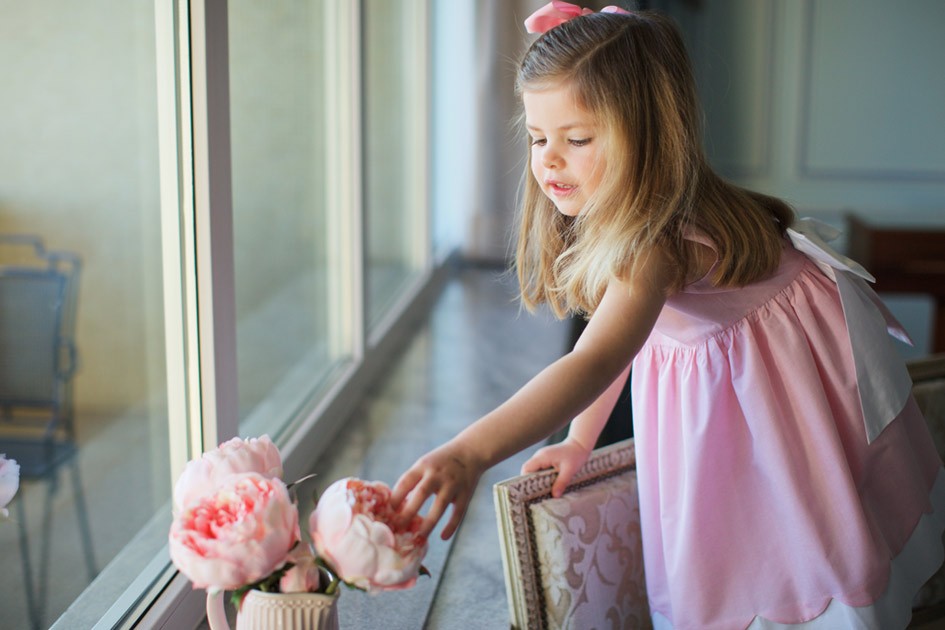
[0,454,19,520]
[169,472,299,591]
[173,435,283,513]
[309,477,428,592]
[278,546,323,594]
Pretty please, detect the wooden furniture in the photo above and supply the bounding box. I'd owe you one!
[847,214,945,353]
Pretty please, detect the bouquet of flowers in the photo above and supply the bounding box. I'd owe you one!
[168,436,428,628]
[0,454,19,521]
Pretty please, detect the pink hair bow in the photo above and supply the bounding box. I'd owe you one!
[524,1,631,34]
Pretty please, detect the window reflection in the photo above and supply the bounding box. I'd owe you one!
[228,1,343,435]
[364,0,425,331]
[0,3,168,627]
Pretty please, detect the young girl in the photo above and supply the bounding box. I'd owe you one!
[391,4,945,628]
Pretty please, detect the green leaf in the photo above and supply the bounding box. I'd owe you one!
[228,562,295,608]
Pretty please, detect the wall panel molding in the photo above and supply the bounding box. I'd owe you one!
[797,0,945,182]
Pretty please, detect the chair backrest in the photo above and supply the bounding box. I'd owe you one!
[0,269,67,404]
[0,235,80,409]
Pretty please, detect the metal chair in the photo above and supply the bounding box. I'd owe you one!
[0,233,80,464]
[0,234,95,630]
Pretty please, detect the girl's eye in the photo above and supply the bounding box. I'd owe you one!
[569,138,591,147]
[530,138,546,147]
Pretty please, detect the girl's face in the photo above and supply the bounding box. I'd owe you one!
[524,82,607,217]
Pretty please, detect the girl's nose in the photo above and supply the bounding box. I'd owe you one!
[541,145,562,169]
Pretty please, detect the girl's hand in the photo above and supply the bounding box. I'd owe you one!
[521,436,592,498]
[390,442,485,540]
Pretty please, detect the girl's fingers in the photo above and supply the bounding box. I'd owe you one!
[521,458,542,474]
[419,491,454,539]
[440,496,469,540]
[396,481,436,527]
[391,468,423,509]
[552,470,571,498]
[521,451,554,474]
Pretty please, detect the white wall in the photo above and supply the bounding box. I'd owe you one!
[664,0,945,225]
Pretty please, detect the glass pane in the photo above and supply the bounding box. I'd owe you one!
[0,2,170,628]
[364,0,424,329]
[229,1,342,436]
[431,0,472,260]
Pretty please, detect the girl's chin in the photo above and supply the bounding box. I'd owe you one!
[542,192,583,216]
[553,203,582,217]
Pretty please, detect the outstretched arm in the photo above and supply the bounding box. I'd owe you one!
[391,252,671,539]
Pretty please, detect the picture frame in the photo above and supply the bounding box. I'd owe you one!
[493,438,650,629]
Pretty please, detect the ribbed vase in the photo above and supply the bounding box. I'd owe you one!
[235,590,340,630]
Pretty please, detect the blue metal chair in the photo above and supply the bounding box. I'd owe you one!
[0,234,95,630]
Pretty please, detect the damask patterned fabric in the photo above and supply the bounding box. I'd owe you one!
[528,472,651,629]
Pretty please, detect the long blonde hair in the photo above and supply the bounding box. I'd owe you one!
[514,11,794,317]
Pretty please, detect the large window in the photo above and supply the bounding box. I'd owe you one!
[0,2,172,628]
[228,1,349,437]
[0,1,438,627]
[364,0,429,331]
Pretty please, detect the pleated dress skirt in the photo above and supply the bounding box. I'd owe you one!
[631,234,945,630]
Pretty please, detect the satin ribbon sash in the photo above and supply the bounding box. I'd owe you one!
[787,217,913,444]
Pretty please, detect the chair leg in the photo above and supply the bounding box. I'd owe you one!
[68,457,97,579]
[15,493,42,630]
[36,473,58,630]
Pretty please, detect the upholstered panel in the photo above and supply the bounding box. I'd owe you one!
[494,439,651,630]
[530,472,649,629]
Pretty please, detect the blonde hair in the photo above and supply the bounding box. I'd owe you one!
[514,11,794,317]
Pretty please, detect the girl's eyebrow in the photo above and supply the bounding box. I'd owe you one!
[526,122,594,132]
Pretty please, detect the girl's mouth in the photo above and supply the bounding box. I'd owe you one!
[546,181,576,196]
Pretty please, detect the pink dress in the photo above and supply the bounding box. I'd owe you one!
[631,219,945,629]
